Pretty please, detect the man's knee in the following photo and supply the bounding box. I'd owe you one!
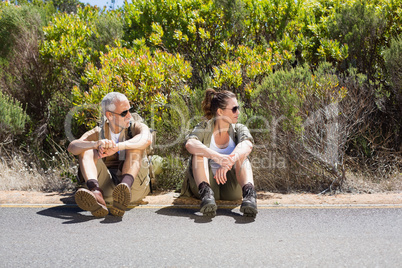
[125,149,144,163]
[122,149,148,173]
[78,149,98,165]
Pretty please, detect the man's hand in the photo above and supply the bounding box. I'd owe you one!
[96,139,117,158]
[98,146,120,158]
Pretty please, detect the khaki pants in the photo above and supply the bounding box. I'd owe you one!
[80,159,150,205]
[181,157,242,201]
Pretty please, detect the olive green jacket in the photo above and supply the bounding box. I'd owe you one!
[185,119,254,147]
[181,119,254,197]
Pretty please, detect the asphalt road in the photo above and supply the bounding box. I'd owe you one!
[0,205,401,267]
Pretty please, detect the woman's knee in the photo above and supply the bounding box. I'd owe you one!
[192,155,207,170]
[235,158,252,173]
[191,155,210,184]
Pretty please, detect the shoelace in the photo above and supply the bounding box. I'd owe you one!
[243,188,255,199]
[199,186,212,198]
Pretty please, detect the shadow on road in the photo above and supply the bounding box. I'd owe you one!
[36,205,125,224]
[36,191,134,224]
[154,196,256,224]
[155,206,255,224]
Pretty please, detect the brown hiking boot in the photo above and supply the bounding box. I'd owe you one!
[75,188,108,217]
[110,183,131,217]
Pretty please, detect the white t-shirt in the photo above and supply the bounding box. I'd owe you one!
[110,128,121,144]
[209,134,236,175]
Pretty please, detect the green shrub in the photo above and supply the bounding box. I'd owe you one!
[90,10,124,55]
[155,154,187,191]
[211,45,279,107]
[40,6,126,140]
[0,91,29,139]
[0,3,45,60]
[40,5,123,86]
[153,91,192,150]
[381,34,402,151]
[384,34,402,107]
[123,0,247,86]
[0,3,45,123]
[250,62,353,192]
[252,64,310,132]
[325,0,388,78]
[72,44,192,129]
[51,0,84,13]
[38,5,123,85]
[121,0,350,90]
[148,88,195,191]
[0,3,74,152]
[40,5,100,77]
[243,0,302,44]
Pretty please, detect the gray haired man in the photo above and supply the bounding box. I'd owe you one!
[68,92,152,217]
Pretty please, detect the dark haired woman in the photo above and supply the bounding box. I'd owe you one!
[181,89,257,217]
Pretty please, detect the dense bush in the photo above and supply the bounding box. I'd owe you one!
[40,6,126,140]
[0,0,400,192]
[0,4,46,132]
[122,0,350,87]
[40,6,101,83]
[250,63,381,192]
[211,45,278,104]
[384,34,402,137]
[325,0,387,78]
[0,91,29,142]
[123,0,248,86]
[72,44,192,130]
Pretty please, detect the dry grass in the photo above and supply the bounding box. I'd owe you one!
[250,146,402,194]
[0,144,399,194]
[342,171,402,194]
[0,151,77,192]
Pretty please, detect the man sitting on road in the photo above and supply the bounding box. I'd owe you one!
[68,92,152,217]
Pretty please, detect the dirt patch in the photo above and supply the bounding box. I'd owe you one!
[0,190,401,206]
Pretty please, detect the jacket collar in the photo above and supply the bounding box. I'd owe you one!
[204,118,236,146]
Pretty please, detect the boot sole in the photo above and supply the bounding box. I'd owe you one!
[200,202,217,217]
[75,189,108,218]
[110,183,131,217]
[240,204,258,217]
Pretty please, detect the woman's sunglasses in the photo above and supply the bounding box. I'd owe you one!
[224,106,240,113]
[108,106,135,117]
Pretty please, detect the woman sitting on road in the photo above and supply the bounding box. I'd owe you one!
[181,88,257,217]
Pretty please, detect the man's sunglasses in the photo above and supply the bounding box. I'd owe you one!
[108,106,135,117]
[224,106,240,113]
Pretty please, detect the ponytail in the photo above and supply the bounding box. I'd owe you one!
[202,88,236,120]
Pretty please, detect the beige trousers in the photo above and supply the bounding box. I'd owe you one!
[80,159,150,205]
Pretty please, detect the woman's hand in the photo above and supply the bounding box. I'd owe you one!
[213,153,236,170]
[214,166,230,184]
[213,153,237,184]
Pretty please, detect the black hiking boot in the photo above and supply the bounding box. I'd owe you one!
[198,182,217,217]
[240,183,258,217]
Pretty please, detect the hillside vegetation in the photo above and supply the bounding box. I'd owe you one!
[0,0,401,193]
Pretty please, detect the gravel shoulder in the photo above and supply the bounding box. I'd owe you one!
[0,190,401,206]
